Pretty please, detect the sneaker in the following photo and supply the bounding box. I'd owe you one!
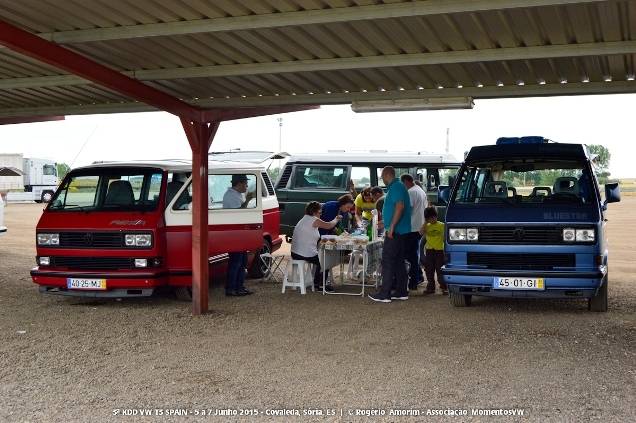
[314,285,335,292]
[442,289,449,295]
[368,293,391,303]
[390,294,409,301]
[238,288,253,295]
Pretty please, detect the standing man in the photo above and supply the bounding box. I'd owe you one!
[400,174,427,290]
[223,174,255,297]
[369,167,411,303]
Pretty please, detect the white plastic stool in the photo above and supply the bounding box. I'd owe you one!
[282,260,315,294]
[347,250,364,280]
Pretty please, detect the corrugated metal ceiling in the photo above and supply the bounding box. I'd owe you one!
[0,0,634,117]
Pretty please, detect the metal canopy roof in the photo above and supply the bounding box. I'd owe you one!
[0,0,634,119]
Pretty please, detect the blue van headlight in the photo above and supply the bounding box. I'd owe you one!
[563,228,595,242]
[575,229,595,242]
[449,228,478,242]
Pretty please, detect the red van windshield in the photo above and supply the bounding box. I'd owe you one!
[49,168,163,212]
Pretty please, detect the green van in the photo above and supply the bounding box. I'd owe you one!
[274,151,461,239]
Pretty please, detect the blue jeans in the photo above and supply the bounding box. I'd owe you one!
[226,252,247,292]
[405,231,424,288]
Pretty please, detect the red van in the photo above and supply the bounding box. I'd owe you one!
[31,160,281,298]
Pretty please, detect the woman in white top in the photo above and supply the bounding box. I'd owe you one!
[291,201,341,291]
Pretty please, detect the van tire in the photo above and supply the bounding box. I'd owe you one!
[174,287,192,302]
[249,239,272,279]
[588,276,608,312]
[40,191,54,203]
[450,291,471,307]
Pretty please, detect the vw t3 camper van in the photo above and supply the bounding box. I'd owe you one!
[31,159,281,298]
[275,151,461,239]
[441,137,620,311]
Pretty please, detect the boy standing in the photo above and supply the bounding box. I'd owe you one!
[420,206,447,295]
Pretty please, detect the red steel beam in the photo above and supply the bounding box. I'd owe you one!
[0,18,321,316]
[181,118,220,315]
[203,105,320,122]
[0,115,64,125]
[0,20,201,122]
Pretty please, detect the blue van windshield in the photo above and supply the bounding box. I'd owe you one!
[452,160,597,206]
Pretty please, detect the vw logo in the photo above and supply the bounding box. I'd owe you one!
[513,228,525,241]
[84,233,94,246]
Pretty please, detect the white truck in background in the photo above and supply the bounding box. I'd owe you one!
[0,154,58,203]
[0,193,5,235]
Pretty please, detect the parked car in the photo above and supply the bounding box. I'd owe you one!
[440,137,620,311]
[31,159,281,299]
[275,151,461,239]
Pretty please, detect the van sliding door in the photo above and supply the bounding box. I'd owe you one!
[164,173,264,271]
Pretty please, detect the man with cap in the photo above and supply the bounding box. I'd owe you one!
[223,174,256,296]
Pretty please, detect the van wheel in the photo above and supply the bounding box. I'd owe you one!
[249,239,272,279]
[450,291,472,307]
[588,276,608,312]
[41,191,54,203]
[174,287,192,302]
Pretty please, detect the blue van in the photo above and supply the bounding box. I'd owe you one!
[440,137,620,312]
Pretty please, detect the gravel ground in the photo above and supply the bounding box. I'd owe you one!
[0,201,634,423]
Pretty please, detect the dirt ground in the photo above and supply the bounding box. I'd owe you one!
[0,200,634,423]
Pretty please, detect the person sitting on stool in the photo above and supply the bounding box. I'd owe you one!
[291,201,341,292]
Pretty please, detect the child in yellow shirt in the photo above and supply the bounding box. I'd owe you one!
[419,206,447,294]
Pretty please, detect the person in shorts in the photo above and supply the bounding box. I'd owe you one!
[420,206,447,295]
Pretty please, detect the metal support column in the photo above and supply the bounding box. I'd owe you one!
[181,118,220,315]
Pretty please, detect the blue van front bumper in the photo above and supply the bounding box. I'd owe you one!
[443,268,606,299]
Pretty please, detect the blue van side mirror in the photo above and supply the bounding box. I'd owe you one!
[605,182,621,205]
[438,186,450,205]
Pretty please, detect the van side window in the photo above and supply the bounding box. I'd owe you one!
[376,167,412,187]
[165,173,187,206]
[148,173,162,204]
[351,167,371,189]
[43,164,57,176]
[173,174,258,210]
[292,166,347,189]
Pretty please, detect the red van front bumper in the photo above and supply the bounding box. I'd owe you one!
[31,267,168,297]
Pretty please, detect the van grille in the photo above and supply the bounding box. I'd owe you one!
[59,232,124,248]
[477,226,563,244]
[51,256,134,270]
[467,253,575,270]
[276,166,292,189]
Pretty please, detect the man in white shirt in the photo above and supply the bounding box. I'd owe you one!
[400,174,427,290]
[223,174,255,297]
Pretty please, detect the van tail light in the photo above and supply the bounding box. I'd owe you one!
[595,255,603,266]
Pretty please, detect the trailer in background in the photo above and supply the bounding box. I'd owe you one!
[0,154,58,202]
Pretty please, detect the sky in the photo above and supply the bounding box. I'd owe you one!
[0,93,634,178]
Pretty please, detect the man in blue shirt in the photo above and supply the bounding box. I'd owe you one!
[369,166,412,303]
